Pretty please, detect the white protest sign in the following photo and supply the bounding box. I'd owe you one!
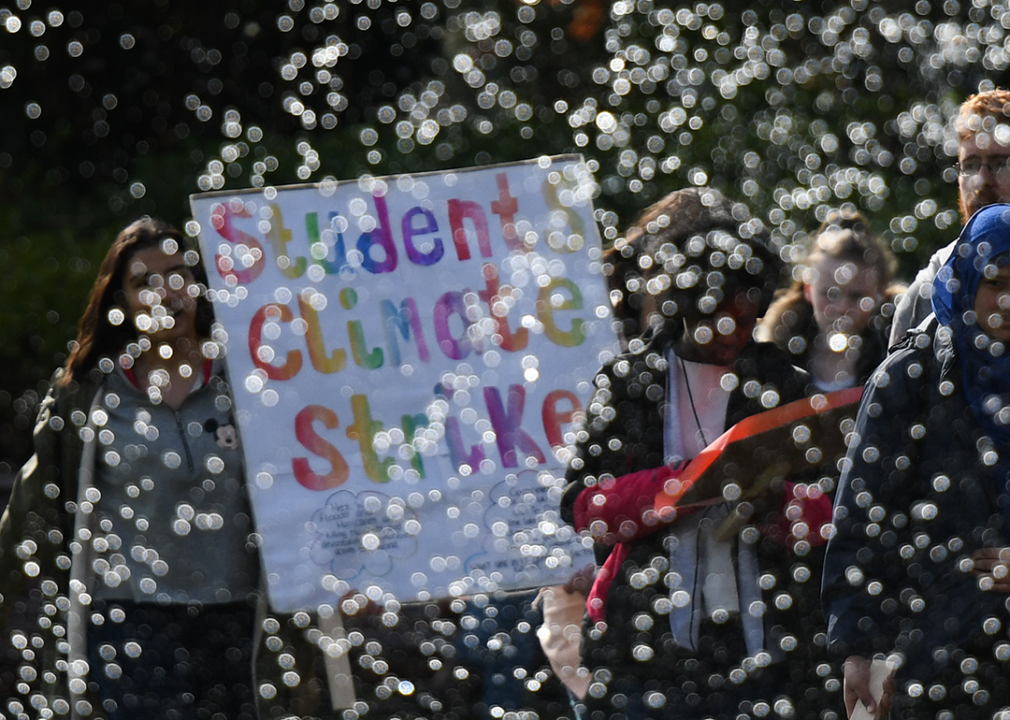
[189,155,616,612]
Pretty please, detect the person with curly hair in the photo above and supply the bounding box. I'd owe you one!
[561,188,829,720]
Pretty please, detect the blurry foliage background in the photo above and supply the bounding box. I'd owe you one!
[0,0,1007,470]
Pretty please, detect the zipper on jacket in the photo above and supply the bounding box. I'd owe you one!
[175,411,195,473]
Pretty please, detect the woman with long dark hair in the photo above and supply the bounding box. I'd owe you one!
[0,218,278,718]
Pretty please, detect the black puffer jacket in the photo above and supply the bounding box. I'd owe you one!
[560,334,811,685]
[823,321,1010,708]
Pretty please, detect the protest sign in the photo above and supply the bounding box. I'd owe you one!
[189,155,617,611]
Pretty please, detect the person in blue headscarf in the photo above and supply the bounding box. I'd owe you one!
[824,203,1010,720]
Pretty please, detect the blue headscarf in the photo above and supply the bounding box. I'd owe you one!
[932,203,1010,444]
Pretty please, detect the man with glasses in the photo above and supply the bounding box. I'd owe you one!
[888,89,1010,345]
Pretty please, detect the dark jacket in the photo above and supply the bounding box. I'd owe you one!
[0,366,341,718]
[560,334,811,683]
[823,321,1010,687]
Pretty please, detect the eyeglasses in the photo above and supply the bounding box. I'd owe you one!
[954,157,1010,180]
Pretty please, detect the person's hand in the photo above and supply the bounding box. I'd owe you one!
[843,655,894,719]
[972,548,1010,593]
[562,565,595,595]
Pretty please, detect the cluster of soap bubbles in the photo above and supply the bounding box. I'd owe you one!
[4,0,1010,716]
[1,0,1002,272]
[575,1,1002,273]
[231,0,1010,279]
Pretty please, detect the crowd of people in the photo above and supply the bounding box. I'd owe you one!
[562,87,1010,720]
[4,88,1010,719]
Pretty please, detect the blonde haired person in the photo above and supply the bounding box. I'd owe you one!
[759,212,904,391]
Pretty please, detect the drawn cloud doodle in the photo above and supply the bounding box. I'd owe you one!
[309,489,421,579]
[464,470,580,588]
